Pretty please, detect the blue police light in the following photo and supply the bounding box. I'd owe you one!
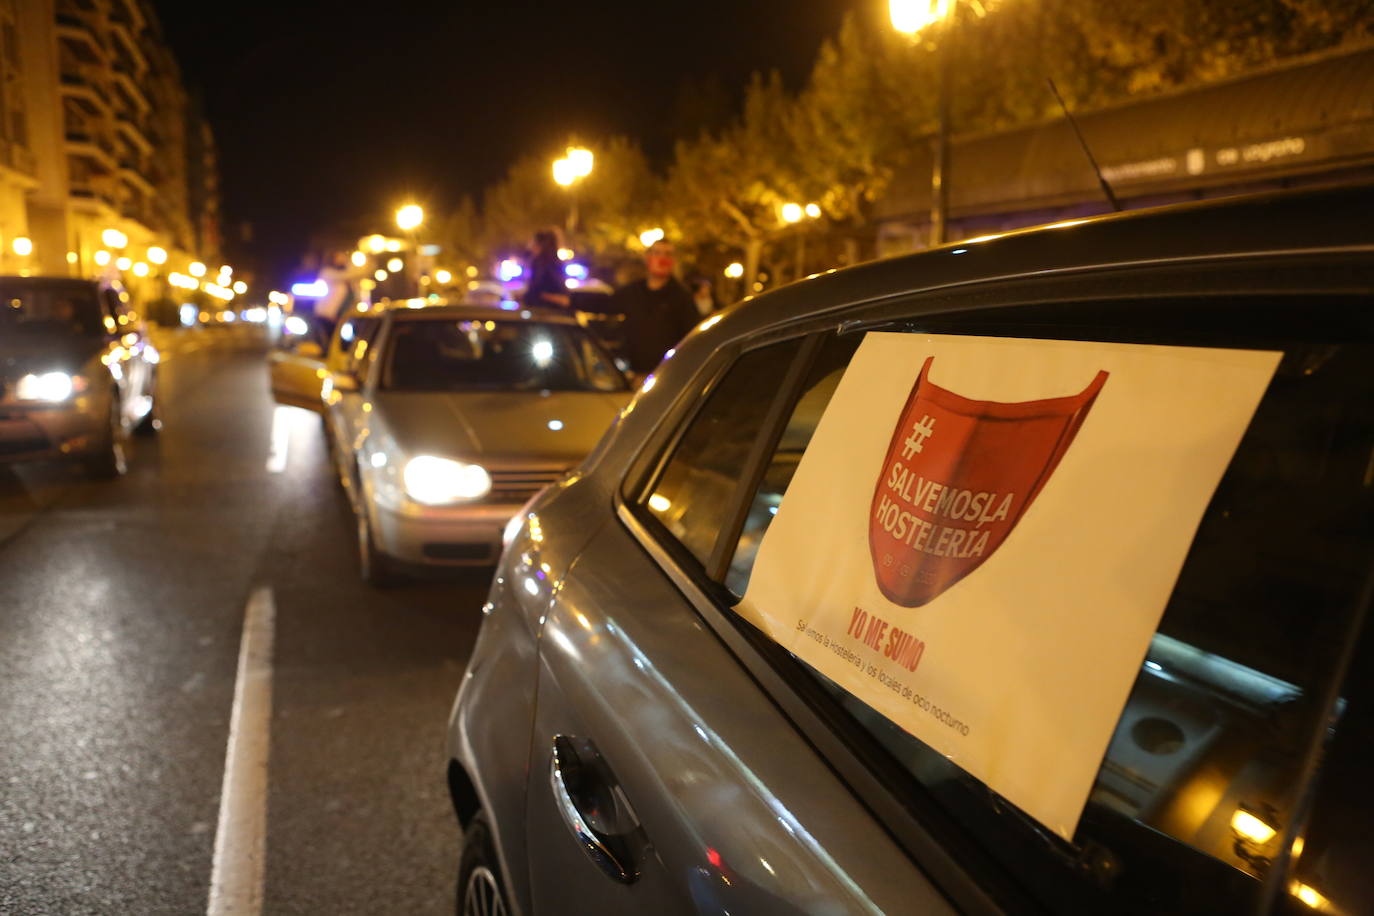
[563,262,588,280]
[497,259,524,282]
[291,279,328,298]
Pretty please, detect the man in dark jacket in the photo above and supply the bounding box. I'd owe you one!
[609,240,701,375]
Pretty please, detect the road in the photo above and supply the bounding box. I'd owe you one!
[0,327,488,914]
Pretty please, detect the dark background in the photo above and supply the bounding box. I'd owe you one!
[152,0,855,283]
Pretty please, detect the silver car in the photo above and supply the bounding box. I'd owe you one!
[324,302,630,583]
[0,275,158,477]
[445,186,1373,915]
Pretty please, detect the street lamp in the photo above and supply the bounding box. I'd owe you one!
[890,0,956,246]
[396,204,424,232]
[552,146,594,236]
[779,202,821,280]
[638,227,665,248]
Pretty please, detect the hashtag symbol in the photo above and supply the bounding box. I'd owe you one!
[901,415,936,459]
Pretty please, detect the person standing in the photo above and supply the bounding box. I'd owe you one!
[689,276,717,316]
[523,229,571,311]
[610,239,700,375]
[314,250,355,343]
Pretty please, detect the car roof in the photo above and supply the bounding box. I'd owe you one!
[380,301,581,325]
[716,182,1374,340]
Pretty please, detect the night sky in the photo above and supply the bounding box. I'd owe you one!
[151,0,856,285]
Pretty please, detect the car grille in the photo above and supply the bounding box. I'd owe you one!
[487,467,567,503]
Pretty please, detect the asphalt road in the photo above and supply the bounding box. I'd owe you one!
[0,326,488,914]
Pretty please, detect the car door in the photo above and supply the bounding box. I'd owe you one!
[269,336,327,412]
[325,316,383,495]
[523,336,947,914]
[526,268,1374,914]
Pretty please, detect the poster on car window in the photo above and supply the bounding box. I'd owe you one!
[737,332,1280,840]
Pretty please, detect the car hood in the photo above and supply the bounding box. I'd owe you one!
[0,334,103,380]
[372,389,630,466]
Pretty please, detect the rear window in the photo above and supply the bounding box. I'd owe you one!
[380,319,626,393]
[0,281,104,337]
[640,294,1374,915]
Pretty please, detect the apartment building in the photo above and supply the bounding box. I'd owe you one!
[0,0,220,285]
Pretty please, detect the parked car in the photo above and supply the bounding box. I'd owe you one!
[323,301,631,583]
[446,185,1374,916]
[0,275,158,477]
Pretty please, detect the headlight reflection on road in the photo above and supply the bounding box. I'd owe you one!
[265,404,319,474]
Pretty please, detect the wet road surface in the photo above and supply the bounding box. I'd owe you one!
[1,327,487,914]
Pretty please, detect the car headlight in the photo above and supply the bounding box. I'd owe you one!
[402,456,492,505]
[14,371,85,401]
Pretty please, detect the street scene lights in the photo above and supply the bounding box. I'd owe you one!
[396,204,424,232]
[553,146,594,235]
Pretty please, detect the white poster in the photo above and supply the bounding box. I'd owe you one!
[738,332,1281,838]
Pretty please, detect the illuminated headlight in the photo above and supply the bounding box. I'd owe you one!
[15,372,83,401]
[402,456,491,504]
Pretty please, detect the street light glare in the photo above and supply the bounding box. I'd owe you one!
[147,246,167,264]
[781,202,804,224]
[189,261,207,277]
[396,204,424,231]
[351,251,367,267]
[566,147,593,178]
[101,228,128,249]
[724,262,745,279]
[639,227,665,248]
[890,0,952,35]
[387,257,404,273]
[434,269,452,284]
[552,158,577,187]
[365,234,388,254]
[805,202,822,219]
[11,236,33,256]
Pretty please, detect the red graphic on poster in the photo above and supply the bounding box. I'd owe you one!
[870,357,1108,607]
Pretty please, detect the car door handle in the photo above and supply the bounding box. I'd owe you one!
[549,735,641,884]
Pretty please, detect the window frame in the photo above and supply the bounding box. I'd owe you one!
[615,251,1374,915]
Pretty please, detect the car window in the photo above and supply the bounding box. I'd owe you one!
[334,317,380,372]
[711,297,1373,914]
[643,338,804,568]
[380,319,627,393]
[0,280,104,337]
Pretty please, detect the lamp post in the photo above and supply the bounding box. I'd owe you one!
[552,146,593,238]
[781,201,822,281]
[891,0,956,246]
[395,204,425,295]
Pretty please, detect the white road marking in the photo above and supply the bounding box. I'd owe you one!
[265,406,292,473]
[207,587,276,916]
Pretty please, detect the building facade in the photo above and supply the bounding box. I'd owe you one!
[0,0,220,288]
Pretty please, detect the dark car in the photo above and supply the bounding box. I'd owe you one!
[0,276,158,477]
[446,185,1373,915]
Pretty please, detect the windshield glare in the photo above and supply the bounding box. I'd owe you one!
[381,319,627,393]
[0,282,104,337]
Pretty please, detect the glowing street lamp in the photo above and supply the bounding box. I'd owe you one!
[396,204,424,232]
[552,158,578,187]
[365,234,387,254]
[11,236,33,257]
[723,262,744,279]
[639,227,665,248]
[94,250,112,267]
[890,0,952,35]
[101,228,128,249]
[780,202,804,224]
[147,246,167,265]
[434,269,452,284]
[566,147,593,178]
[805,202,822,219]
[553,146,594,236]
[351,250,367,267]
[387,257,404,273]
[132,262,149,277]
[233,280,248,295]
[189,261,207,277]
[890,0,960,245]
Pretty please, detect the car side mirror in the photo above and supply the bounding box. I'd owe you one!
[295,341,323,359]
[331,372,359,393]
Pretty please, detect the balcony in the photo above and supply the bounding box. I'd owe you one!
[110,66,150,115]
[0,139,38,182]
[60,69,113,116]
[116,116,153,157]
[65,131,118,172]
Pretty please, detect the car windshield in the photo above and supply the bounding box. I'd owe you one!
[0,280,104,337]
[380,317,627,393]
